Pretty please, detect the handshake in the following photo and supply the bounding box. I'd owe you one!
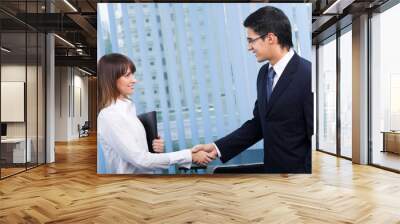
[191,144,218,166]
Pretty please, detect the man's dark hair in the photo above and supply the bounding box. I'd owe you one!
[243,6,293,49]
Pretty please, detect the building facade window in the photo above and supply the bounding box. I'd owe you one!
[317,36,337,155]
[339,27,352,158]
[371,3,400,171]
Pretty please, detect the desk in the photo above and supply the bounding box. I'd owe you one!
[382,131,400,154]
[1,138,31,163]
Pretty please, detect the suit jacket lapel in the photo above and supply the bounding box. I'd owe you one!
[265,53,299,117]
[259,64,268,113]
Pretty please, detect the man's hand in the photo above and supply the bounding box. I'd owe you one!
[152,136,164,153]
[191,150,213,166]
[191,144,218,165]
[192,144,218,159]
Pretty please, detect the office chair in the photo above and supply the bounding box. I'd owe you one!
[79,121,90,138]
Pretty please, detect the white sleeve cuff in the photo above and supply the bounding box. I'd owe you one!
[213,143,221,157]
[179,161,192,169]
[167,149,192,169]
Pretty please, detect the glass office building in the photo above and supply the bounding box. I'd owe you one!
[97,3,312,171]
[98,3,312,171]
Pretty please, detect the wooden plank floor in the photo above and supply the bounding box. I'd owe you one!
[1,135,400,224]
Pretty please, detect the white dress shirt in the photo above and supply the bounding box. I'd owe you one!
[98,98,192,174]
[213,48,295,157]
[269,48,295,89]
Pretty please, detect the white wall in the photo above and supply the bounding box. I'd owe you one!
[72,73,89,138]
[1,63,46,164]
[1,65,35,138]
[54,67,89,141]
[55,66,69,141]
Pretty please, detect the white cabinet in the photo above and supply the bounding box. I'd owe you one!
[1,138,31,163]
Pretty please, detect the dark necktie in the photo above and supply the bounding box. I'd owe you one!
[266,66,276,102]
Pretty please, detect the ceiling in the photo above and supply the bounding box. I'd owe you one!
[311,0,390,43]
[0,0,97,74]
[0,0,394,75]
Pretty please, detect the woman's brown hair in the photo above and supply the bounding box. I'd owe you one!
[98,53,135,111]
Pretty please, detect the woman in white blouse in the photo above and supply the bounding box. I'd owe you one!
[97,53,213,174]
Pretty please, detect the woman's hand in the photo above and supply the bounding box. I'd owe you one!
[152,136,164,153]
[191,149,213,166]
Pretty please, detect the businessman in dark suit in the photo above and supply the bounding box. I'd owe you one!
[193,6,313,173]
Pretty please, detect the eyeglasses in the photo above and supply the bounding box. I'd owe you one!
[247,33,268,45]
